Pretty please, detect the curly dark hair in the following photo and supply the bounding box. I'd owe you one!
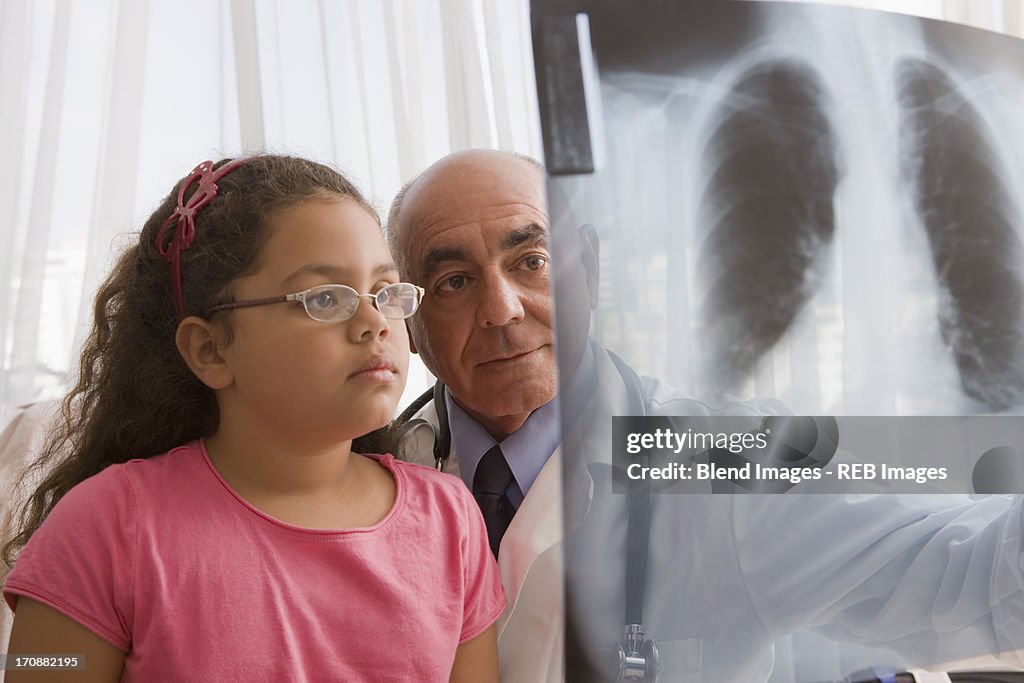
[2,154,381,569]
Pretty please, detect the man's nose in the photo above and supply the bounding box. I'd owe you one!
[477,273,526,327]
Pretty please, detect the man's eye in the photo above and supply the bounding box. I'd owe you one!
[519,254,548,271]
[438,275,469,292]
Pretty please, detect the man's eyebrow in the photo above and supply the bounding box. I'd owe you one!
[421,247,470,282]
[502,224,548,250]
[283,262,398,285]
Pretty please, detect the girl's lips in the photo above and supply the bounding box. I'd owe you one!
[349,355,399,381]
[349,367,399,383]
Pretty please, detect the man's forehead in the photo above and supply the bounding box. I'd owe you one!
[416,201,546,235]
[395,151,548,263]
[416,213,548,259]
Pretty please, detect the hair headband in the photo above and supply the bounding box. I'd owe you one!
[154,158,249,320]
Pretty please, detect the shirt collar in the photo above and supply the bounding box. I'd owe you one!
[446,390,560,505]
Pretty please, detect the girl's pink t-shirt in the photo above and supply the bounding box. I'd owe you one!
[4,442,506,682]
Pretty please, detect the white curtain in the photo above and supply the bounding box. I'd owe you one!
[0,0,542,427]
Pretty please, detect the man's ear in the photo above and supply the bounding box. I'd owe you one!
[175,316,234,390]
[578,224,600,309]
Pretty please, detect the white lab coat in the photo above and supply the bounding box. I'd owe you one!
[397,343,1024,681]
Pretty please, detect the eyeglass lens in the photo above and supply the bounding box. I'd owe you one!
[303,283,420,322]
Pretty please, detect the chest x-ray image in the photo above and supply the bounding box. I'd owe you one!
[537,0,1024,417]
[531,1,1024,681]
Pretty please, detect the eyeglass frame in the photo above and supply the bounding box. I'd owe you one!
[205,282,425,323]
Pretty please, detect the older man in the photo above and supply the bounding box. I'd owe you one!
[388,149,1024,682]
[388,150,577,681]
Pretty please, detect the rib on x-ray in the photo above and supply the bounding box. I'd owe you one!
[896,57,1024,411]
[697,58,841,393]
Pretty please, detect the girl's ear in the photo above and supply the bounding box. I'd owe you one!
[175,317,234,390]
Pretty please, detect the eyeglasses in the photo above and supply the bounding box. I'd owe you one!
[206,282,425,323]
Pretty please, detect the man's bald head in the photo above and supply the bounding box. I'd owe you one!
[387,150,543,276]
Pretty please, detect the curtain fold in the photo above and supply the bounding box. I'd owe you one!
[0,0,32,420]
[73,0,148,371]
[440,0,497,150]
[9,0,70,411]
[231,0,266,153]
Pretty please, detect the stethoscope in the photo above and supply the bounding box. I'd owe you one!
[393,352,660,682]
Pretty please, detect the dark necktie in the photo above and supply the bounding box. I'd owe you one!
[473,445,516,556]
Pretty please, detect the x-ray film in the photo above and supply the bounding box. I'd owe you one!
[532,1,1024,681]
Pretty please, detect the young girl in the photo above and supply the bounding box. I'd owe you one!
[1,155,504,681]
